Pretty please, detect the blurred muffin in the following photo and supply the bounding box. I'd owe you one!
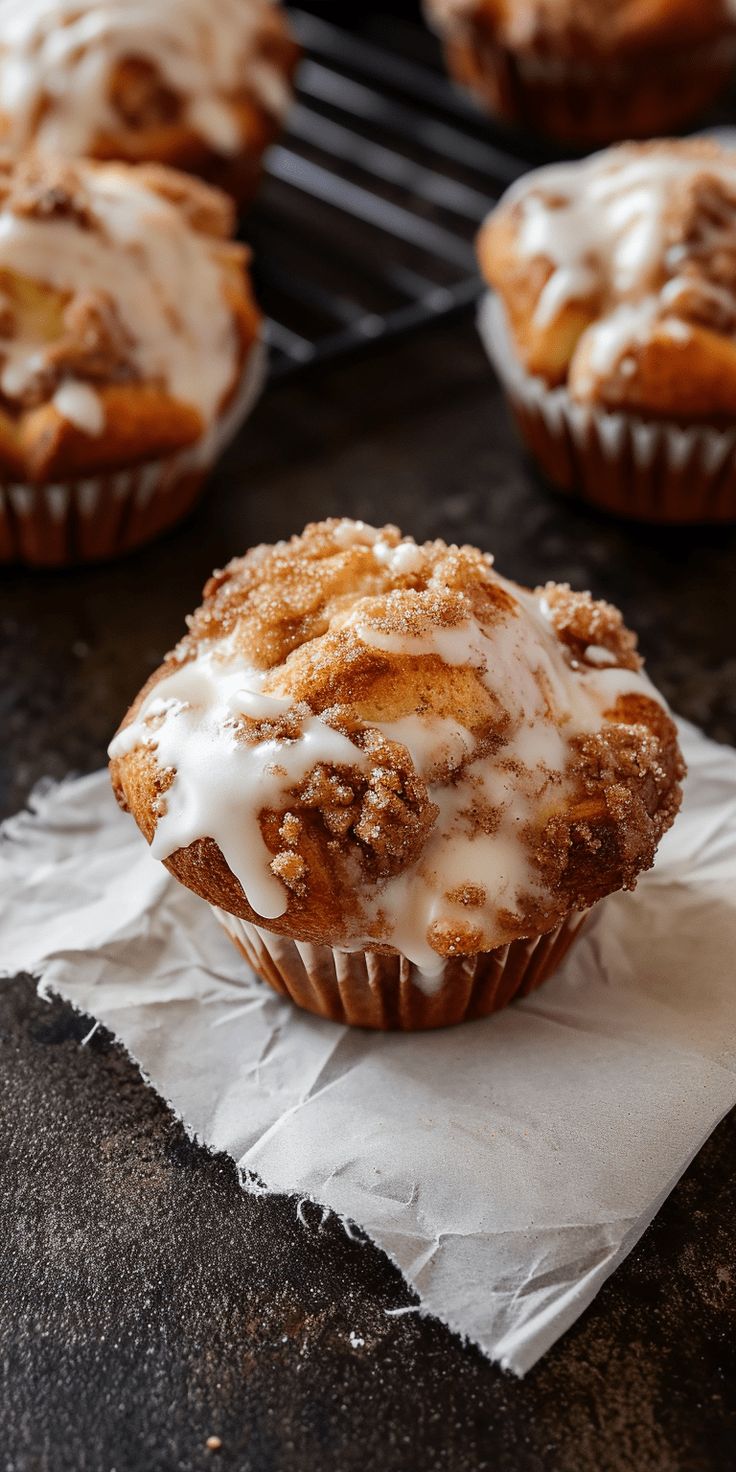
[109,518,684,1030]
[426,0,736,145]
[478,138,736,522]
[0,155,263,565]
[0,0,298,205]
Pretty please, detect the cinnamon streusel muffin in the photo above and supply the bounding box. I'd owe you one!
[426,0,736,146]
[0,155,263,565]
[0,0,298,205]
[109,519,684,1030]
[478,138,736,522]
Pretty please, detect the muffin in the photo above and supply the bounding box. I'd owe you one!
[0,0,298,205]
[0,155,263,566]
[477,139,736,523]
[109,518,684,1030]
[426,0,736,146]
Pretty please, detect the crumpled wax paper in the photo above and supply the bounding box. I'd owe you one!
[2,719,735,1374]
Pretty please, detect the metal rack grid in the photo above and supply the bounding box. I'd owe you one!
[248,6,530,378]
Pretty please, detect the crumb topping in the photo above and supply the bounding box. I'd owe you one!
[109,519,684,969]
[539,583,641,670]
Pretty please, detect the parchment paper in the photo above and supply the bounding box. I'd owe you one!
[2,719,735,1375]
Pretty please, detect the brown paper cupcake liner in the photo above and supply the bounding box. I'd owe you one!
[211,907,589,1031]
[442,22,736,145]
[480,294,736,525]
[0,338,266,567]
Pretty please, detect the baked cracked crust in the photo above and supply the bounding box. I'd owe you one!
[109,519,684,968]
[0,155,260,483]
[479,139,736,420]
[0,0,298,202]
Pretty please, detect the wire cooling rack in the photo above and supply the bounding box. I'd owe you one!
[248,5,530,377]
[250,5,736,379]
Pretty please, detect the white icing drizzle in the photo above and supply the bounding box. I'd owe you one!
[0,0,291,158]
[109,528,666,971]
[372,538,426,576]
[111,653,368,922]
[0,162,240,431]
[503,145,736,388]
[52,380,105,434]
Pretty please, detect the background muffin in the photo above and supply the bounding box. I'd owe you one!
[478,138,736,522]
[0,155,263,565]
[0,0,298,205]
[426,0,736,146]
[109,518,684,1030]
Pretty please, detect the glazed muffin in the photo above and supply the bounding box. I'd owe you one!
[477,138,736,523]
[109,518,684,1030]
[0,0,298,205]
[426,0,736,146]
[0,155,263,566]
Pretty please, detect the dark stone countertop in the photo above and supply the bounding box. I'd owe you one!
[2,317,736,1472]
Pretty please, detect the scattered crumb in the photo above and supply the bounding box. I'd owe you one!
[205,1436,222,1452]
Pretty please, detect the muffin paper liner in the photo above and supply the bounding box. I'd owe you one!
[210,908,589,1031]
[441,22,736,144]
[0,337,266,567]
[479,293,736,524]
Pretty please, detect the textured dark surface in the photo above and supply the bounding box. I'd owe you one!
[2,315,736,1470]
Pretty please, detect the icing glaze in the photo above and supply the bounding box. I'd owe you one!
[0,0,291,158]
[504,145,736,387]
[0,162,241,431]
[109,524,666,971]
[52,380,106,435]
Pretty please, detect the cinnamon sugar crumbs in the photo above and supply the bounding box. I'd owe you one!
[279,812,302,846]
[299,766,355,813]
[236,705,310,746]
[5,158,96,228]
[532,696,685,907]
[270,850,307,894]
[666,172,736,333]
[539,583,641,670]
[427,919,485,957]
[296,739,438,879]
[107,56,180,132]
[358,587,471,639]
[458,800,501,837]
[44,290,136,389]
[446,883,487,908]
[192,521,509,670]
[0,142,237,244]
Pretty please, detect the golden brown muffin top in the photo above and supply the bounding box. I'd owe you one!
[479,138,736,417]
[0,0,296,162]
[109,520,684,973]
[0,154,260,482]
[428,0,736,57]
